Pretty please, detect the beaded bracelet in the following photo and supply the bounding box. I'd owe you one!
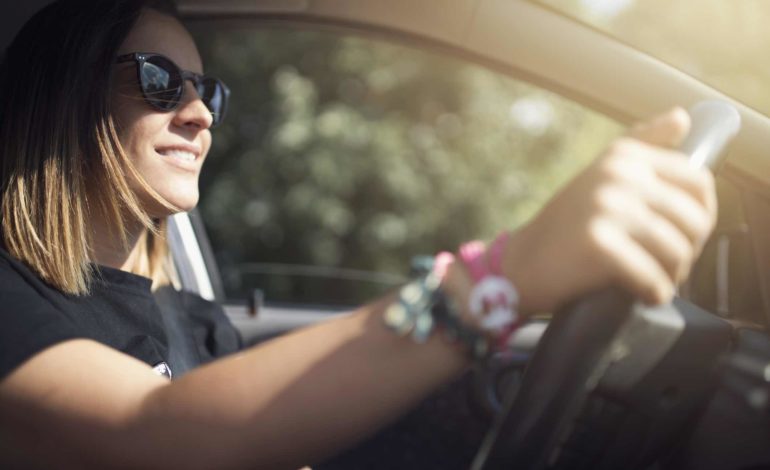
[383,232,527,358]
[383,256,491,359]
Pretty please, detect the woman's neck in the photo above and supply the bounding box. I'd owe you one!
[90,216,145,271]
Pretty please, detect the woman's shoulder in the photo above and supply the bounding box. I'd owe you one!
[0,246,171,380]
[0,245,57,303]
[0,246,85,380]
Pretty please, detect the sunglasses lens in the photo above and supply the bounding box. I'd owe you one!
[140,56,183,110]
[200,78,228,127]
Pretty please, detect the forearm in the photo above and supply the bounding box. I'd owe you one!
[132,291,470,469]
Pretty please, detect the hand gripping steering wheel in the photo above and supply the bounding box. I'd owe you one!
[471,101,742,470]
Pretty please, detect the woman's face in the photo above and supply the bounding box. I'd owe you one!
[112,9,212,217]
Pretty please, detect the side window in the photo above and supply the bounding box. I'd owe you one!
[190,24,622,306]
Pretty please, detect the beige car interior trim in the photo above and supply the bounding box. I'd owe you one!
[178,0,770,189]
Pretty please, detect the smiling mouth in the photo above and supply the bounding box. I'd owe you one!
[157,149,198,162]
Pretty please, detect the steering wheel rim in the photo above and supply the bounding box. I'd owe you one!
[471,289,635,468]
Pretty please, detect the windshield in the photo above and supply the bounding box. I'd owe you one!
[190,22,622,306]
[534,0,770,116]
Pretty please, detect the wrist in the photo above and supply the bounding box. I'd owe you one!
[499,226,538,316]
[382,235,533,358]
[440,260,473,323]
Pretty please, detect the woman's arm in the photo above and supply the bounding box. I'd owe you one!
[0,108,716,470]
[0,287,471,470]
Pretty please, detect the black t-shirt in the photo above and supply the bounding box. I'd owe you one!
[0,247,241,381]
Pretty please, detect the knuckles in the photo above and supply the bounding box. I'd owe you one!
[585,217,617,260]
[590,186,619,214]
[606,137,642,158]
[596,141,653,184]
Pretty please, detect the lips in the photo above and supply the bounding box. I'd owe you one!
[155,144,202,171]
[158,149,197,162]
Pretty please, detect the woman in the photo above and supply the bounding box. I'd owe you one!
[0,0,716,468]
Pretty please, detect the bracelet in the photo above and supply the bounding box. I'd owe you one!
[458,234,520,336]
[383,233,524,358]
[383,255,491,359]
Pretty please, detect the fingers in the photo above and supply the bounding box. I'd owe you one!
[630,209,695,284]
[591,219,674,305]
[610,137,715,209]
[628,107,691,148]
[595,182,701,286]
[600,139,716,245]
[625,107,716,222]
[644,178,714,248]
[594,135,716,297]
[648,149,718,224]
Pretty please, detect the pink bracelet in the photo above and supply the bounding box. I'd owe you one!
[458,240,487,283]
[457,234,521,348]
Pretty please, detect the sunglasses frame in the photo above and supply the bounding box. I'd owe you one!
[116,52,230,128]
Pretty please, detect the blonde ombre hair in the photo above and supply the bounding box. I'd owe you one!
[0,0,180,295]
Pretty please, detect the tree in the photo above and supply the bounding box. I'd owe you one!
[192,26,620,305]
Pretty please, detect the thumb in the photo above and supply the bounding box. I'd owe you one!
[627,107,691,149]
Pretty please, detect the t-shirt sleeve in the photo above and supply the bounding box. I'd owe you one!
[0,259,83,380]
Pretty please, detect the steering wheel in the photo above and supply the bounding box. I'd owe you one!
[471,102,742,470]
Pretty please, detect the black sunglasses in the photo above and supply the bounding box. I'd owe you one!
[116,52,230,127]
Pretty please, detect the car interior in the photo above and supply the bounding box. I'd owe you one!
[3,1,770,469]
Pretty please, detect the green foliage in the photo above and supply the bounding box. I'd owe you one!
[191,25,621,305]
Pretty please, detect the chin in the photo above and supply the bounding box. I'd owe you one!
[141,189,200,218]
[165,193,200,214]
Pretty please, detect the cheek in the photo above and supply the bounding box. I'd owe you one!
[116,112,167,167]
[112,80,148,129]
[128,122,161,163]
[114,115,170,205]
[112,86,164,155]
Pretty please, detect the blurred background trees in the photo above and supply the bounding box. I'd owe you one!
[190,24,620,305]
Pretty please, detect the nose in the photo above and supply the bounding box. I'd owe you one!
[172,81,213,130]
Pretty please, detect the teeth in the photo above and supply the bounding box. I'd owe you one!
[159,149,196,162]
